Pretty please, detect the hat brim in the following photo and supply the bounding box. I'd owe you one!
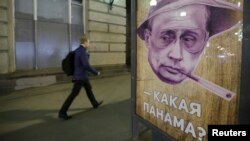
[137,0,242,40]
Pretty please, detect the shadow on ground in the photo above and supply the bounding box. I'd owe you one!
[0,100,134,141]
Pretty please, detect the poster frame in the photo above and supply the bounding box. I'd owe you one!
[131,0,250,140]
[239,0,250,124]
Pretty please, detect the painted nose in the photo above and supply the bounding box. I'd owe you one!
[167,40,183,61]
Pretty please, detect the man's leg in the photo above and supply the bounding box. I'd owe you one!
[59,81,82,117]
[83,80,102,108]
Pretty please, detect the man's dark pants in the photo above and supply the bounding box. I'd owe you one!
[59,79,99,114]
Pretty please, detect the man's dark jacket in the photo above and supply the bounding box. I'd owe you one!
[73,45,98,81]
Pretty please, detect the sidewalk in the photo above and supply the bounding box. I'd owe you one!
[0,74,151,141]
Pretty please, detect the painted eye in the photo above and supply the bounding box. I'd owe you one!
[182,35,196,48]
[161,35,171,42]
[159,31,175,46]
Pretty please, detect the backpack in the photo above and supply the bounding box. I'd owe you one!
[62,51,75,76]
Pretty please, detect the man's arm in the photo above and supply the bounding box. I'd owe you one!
[79,51,99,75]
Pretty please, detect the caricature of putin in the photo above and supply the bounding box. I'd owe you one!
[137,0,242,84]
[137,0,242,100]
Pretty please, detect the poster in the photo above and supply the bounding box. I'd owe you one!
[136,0,243,140]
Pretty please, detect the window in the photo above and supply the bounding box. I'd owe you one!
[15,0,84,70]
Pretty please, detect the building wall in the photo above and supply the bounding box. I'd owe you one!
[87,0,127,66]
[0,0,127,74]
[0,0,15,74]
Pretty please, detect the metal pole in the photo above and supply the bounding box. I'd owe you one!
[33,0,38,69]
[131,0,139,140]
[68,0,72,51]
[239,0,250,124]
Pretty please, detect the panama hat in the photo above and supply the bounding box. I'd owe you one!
[137,0,242,40]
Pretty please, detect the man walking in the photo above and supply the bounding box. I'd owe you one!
[59,35,103,120]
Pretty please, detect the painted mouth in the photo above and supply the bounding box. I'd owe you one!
[161,66,181,74]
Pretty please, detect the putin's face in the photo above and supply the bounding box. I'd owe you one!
[144,5,209,84]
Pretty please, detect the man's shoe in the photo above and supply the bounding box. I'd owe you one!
[94,100,103,109]
[58,113,71,120]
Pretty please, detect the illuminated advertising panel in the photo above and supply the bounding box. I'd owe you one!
[135,0,243,140]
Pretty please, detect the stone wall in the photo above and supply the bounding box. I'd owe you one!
[87,0,127,66]
[0,0,9,73]
[0,0,14,74]
[0,0,127,74]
